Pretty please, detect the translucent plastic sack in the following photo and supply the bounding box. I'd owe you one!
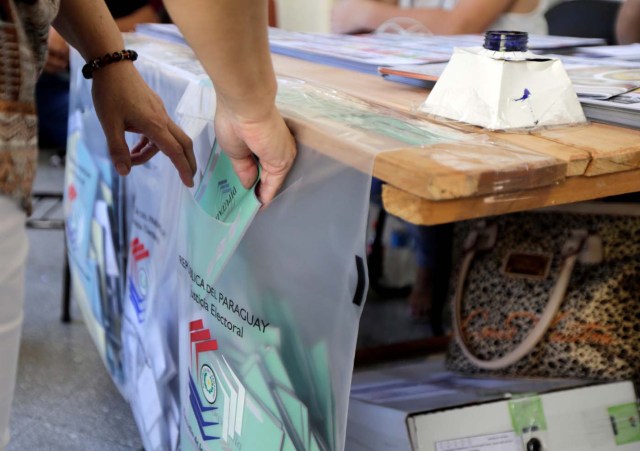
[178,141,371,451]
[121,148,184,451]
[65,52,127,389]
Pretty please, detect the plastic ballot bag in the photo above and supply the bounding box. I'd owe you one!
[65,64,128,389]
[121,147,185,450]
[179,141,371,451]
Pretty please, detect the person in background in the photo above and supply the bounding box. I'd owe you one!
[616,0,640,44]
[331,0,551,35]
[36,0,161,156]
[1,0,195,446]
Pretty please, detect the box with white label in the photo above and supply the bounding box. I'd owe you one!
[346,359,639,451]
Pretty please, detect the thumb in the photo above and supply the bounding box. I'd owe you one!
[104,124,132,176]
[228,153,259,190]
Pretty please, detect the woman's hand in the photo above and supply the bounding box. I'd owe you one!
[91,62,197,186]
[214,100,296,205]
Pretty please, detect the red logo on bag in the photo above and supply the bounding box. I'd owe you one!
[67,184,77,202]
[131,238,150,262]
[129,238,151,323]
[188,319,221,442]
[190,319,219,370]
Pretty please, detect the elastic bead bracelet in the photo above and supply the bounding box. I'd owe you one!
[82,49,138,79]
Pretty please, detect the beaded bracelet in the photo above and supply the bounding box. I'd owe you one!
[82,49,138,79]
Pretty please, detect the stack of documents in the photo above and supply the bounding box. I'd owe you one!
[134,24,604,75]
[268,29,604,75]
[380,53,640,129]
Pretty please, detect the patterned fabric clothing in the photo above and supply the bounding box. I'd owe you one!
[0,0,59,213]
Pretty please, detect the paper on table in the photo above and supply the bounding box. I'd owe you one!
[268,28,605,75]
[576,43,640,60]
[564,64,640,100]
[580,87,640,128]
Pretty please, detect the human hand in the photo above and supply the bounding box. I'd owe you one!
[214,100,296,206]
[44,27,70,74]
[331,0,377,34]
[91,62,196,186]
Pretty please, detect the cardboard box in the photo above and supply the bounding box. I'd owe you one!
[347,359,640,451]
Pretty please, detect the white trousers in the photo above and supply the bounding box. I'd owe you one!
[0,196,27,451]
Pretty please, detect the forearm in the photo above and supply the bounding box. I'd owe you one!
[356,3,475,34]
[116,5,161,33]
[358,0,511,34]
[53,0,125,61]
[165,0,276,121]
[616,0,640,44]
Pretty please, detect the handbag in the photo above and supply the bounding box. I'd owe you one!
[446,203,640,382]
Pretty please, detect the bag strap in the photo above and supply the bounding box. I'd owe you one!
[453,224,589,370]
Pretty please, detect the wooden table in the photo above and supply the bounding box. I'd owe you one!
[273,55,640,226]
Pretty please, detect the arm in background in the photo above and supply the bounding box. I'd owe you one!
[115,4,161,32]
[616,0,640,44]
[53,0,196,186]
[331,0,528,35]
[164,0,297,205]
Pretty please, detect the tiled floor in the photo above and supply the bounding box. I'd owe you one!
[6,150,435,450]
[7,152,142,450]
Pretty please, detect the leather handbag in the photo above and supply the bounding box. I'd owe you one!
[446,203,640,382]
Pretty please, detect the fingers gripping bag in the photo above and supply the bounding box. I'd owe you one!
[178,141,371,451]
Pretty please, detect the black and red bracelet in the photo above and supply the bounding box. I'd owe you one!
[82,49,138,79]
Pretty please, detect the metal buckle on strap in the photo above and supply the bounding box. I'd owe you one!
[562,229,604,265]
[562,229,589,257]
[464,222,497,252]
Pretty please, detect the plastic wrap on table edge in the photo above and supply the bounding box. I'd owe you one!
[275,76,567,199]
[130,32,567,200]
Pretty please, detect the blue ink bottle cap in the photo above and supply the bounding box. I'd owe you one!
[483,30,528,52]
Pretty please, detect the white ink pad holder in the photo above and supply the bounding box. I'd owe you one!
[421,31,586,130]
